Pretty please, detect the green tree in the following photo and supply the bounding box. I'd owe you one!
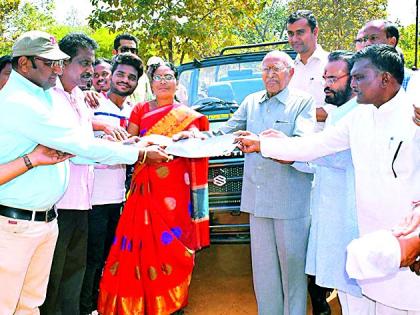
[398,23,419,69]
[0,0,56,54]
[237,0,289,44]
[0,0,21,53]
[89,0,264,63]
[287,0,387,51]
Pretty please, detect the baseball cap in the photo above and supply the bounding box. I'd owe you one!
[12,31,70,60]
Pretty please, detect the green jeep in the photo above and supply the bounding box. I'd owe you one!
[177,41,296,243]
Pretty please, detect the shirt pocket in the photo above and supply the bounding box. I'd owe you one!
[390,140,415,179]
[272,121,294,136]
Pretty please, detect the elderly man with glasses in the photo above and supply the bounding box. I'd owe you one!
[220,50,316,315]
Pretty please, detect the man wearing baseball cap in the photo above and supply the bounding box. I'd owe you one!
[0,30,169,314]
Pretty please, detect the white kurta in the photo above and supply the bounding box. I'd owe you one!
[260,89,420,310]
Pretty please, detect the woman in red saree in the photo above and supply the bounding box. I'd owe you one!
[98,62,209,315]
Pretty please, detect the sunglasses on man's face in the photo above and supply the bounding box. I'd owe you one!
[119,46,138,54]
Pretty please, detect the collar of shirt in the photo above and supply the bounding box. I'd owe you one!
[259,87,291,106]
[374,88,405,116]
[52,80,88,121]
[102,92,133,111]
[8,70,51,101]
[52,79,84,100]
[294,44,328,66]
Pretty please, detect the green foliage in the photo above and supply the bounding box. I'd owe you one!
[287,0,387,51]
[88,0,264,63]
[0,0,21,53]
[236,0,289,44]
[398,24,419,69]
[0,0,56,54]
[48,25,117,59]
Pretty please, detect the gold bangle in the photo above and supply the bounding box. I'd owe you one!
[140,148,148,164]
[23,154,34,170]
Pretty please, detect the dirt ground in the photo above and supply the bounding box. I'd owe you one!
[184,244,342,315]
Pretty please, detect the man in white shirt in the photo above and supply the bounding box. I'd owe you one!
[236,44,420,313]
[286,10,332,314]
[80,52,142,315]
[286,10,332,134]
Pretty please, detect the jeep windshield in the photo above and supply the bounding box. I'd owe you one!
[178,60,264,108]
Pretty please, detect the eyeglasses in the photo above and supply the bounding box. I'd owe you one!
[353,34,381,44]
[262,65,290,73]
[321,73,349,85]
[152,74,175,82]
[119,46,138,54]
[33,57,65,69]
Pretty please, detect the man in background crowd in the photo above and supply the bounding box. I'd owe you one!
[92,58,112,93]
[0,55,12,90]
[287,10,332,133]
[355,19,412,89]
[286,9,332,314]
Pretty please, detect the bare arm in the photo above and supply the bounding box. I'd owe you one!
[0,145,72,185]
[127,122,140,137]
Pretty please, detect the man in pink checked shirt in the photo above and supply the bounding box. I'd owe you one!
[39,32,98,315]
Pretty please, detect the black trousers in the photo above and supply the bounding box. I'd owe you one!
[40,209,89,315]
[80,203,121,313]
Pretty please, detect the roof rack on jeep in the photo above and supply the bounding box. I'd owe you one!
[219,40,289,56]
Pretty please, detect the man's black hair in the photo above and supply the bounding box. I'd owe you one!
[113,33,138,50]
[383,21,400,46]
[111,52,143,79]
[93,58,111,67]
[0,55,12,72]
[286,10,317,32]
[328,50,355,72]
[59,33,98,60]
[147,61,178,83]
[352,44,404,85]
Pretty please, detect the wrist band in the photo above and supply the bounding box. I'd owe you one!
[140,149,148,164]
[23,154,34,170]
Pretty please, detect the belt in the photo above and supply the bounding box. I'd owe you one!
[0,205,57,222]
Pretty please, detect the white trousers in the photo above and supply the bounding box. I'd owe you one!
[338,290,420,315]
[0,215,58,315]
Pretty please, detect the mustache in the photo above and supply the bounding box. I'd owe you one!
[324,87,335,94]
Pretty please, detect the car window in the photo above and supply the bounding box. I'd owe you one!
[179,61,264,106]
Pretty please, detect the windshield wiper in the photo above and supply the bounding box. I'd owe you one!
[192,99,238,113]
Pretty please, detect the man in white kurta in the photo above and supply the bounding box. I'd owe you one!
[237,45,420,313]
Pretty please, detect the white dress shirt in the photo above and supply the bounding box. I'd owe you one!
[260,89,420,310]
[289,45,329,108]
[289,45,333,131]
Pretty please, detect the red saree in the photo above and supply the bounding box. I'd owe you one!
[98,102,209,315]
